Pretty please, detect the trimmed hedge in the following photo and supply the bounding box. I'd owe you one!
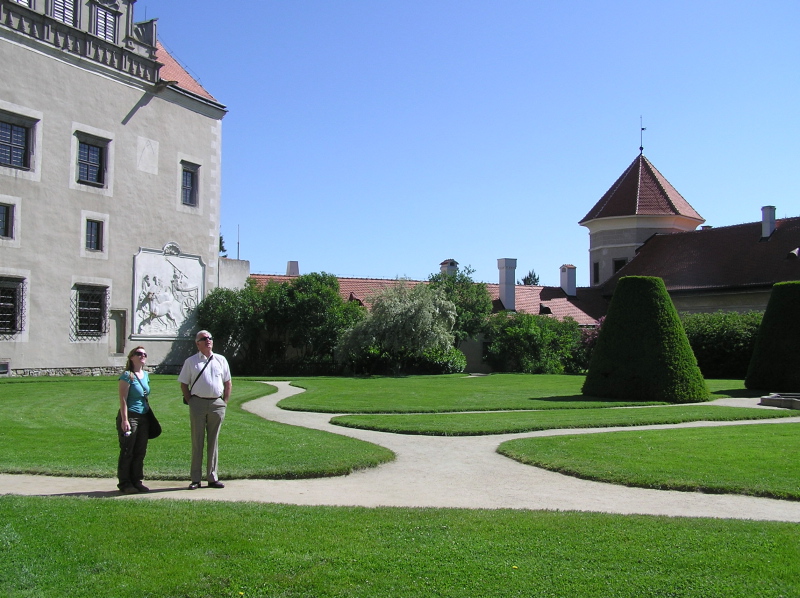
[745,281,800,392]
[582,276,708,403]
[484,312,581,374]
[681,311,763,379]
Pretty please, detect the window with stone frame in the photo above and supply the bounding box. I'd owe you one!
[53,0,78,26]
[181,162,199,207]
[0,277,26,340]
[77,139,106,186]
[95,5,116,43]
[0,204,13,239]
[72,285,109,339]
[85,219,103,251]
[0,118,31,170]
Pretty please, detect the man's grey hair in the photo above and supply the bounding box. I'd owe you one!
[195,330,212,341]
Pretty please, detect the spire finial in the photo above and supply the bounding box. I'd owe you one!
[639,116,646,154]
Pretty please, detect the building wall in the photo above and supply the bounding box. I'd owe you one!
[670,290,771,315]
[0,0,226,374]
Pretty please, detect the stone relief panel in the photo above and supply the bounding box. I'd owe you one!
[133,244,204,337]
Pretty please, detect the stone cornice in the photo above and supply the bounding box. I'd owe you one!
[0,0,160,86]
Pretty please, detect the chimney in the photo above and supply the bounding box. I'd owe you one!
[762,206,776,238]
[440,259,458,275]
[560,264,577,297]
[286,261,299,276]
[497,258,517,311]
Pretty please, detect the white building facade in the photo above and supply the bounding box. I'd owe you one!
[0,0,227,374]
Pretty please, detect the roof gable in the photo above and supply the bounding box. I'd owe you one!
[580,154,703,223]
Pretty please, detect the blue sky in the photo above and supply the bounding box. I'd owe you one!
[135,0,799,287]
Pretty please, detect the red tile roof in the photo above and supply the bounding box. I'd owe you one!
[156,42,219,102]
[580,154,704,224]
[602,216,800,294]
[250,274,606,326]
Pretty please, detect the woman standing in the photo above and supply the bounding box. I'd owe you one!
[117,346,151,494]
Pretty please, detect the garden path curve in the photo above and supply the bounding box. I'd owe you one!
[3,381,800,522]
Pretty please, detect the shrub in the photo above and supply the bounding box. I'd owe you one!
[484,312,581,374]
[413,347,467,375]
[567,317,604,374]
[582,276,708,403]
[681,311,763,379]
[745,281,800,392]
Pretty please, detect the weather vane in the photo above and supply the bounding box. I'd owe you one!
[639,116,646,154]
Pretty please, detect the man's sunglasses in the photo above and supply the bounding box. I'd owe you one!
[197,336,213,342]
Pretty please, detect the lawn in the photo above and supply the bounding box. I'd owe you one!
[329,405,796,436]
[1,495,798,598]
[0,376,393,480]
[278,374,753,413]
[277,373,669,412]
[2,374,799,596]
[498,422,800,500]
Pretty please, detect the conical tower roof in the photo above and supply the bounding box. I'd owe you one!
[579,154,703,224]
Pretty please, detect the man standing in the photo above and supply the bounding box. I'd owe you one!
[179,330,232,490]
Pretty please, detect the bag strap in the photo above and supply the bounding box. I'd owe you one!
[188,355,214,395]
[131,371,150,408]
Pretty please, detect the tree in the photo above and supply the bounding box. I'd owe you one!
[283,272,366,361]
[337,281,461,374]
[517,269,540,286]
[745,281,800,392]
[195,274,366,374]
[427,265,492,346]
[582,276,707,403]
[219,234,228,258]
[194,282,258,360]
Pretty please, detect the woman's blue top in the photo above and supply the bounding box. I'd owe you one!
[119,371,150,414]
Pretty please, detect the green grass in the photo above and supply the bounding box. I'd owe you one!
[330,405,796,436]
[279,375,751,413]
[498,422,800,500]
[2,495,798,598]
[279,374,670,413]
[0,377,393,479]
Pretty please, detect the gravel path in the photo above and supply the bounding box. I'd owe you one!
[3,381,800,522]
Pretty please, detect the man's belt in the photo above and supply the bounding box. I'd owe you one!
[192,394,221,400]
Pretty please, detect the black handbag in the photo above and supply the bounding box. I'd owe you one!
[146,407,162,439]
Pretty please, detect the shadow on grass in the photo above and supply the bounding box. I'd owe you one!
[530,394,608,403]
[528,395,667,406]
[48,485,194,499]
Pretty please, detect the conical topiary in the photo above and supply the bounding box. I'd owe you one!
[745,281,800,392]
[582,276,707,403]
